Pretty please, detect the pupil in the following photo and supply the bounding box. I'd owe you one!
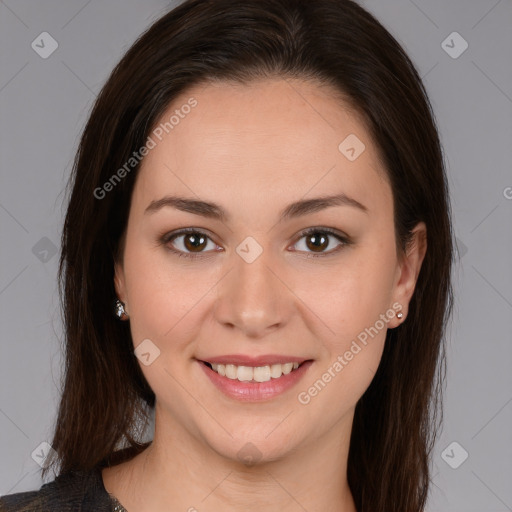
[185,233,206,251]
[307,233,328,252]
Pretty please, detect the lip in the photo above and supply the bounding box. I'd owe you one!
[198,354,308,366]
[197,358,314,402]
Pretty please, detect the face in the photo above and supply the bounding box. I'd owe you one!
[114,78,426,464]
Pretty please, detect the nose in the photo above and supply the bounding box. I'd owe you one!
[213,247,292,339]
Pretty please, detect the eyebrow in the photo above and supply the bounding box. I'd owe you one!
[144,193,368,221]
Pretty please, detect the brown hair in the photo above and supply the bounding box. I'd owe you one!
[44,1,454,510]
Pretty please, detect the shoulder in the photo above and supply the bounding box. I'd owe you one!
[0,466,115,512]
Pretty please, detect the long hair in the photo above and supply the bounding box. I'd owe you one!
[44,1,455,510]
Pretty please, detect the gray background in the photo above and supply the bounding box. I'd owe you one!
[0,1,511,510]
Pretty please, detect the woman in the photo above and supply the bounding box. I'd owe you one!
[0,0,454,510]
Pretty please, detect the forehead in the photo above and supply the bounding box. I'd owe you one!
[132,78,391,222]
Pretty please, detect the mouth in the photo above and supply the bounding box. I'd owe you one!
[196,357,314,401]
[201,360,307,383]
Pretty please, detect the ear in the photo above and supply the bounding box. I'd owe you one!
[390,221,427,326]
[114,259,128,312]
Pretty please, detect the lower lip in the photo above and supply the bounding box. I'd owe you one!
[197,360,313,402]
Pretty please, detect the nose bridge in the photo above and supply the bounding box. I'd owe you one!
[214,243,289,337]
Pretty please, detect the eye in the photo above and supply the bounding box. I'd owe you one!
[160,228,220,259]
[160,226,352,260]
[291,227,351,258]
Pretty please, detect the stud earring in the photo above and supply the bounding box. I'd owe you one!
[396,311,403,320]
[114,299,129,319]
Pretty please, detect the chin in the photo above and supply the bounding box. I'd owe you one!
[199,422,303,467]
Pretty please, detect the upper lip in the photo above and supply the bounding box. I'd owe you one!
[198,355,310,366]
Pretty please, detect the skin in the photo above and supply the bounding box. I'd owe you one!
[103,78,427,512]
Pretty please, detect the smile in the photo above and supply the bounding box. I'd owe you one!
[197,358,314,402]
[205,361,301,382]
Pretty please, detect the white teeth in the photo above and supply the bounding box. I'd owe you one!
[270,364,282,378]
[253,366,271,382]
[225,364,237,379]
[281,362,294,375]
[237,366,254,382]
[207,362,302,382]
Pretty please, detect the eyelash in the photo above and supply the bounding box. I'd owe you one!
[159,227,352,260]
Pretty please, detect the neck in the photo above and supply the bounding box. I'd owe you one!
[103,407,357,512]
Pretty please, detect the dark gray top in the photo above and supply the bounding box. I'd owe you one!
[0,466,127,512]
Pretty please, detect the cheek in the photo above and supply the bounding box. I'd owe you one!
[122,242,183,344]
[299,337,385,420]
[303,246,396,343]
[123,241,220,356]
[297,283,390,418]
[295,241,395,405]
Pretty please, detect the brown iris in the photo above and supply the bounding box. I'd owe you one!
[305,231,329,253]
[183,232,208,252]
